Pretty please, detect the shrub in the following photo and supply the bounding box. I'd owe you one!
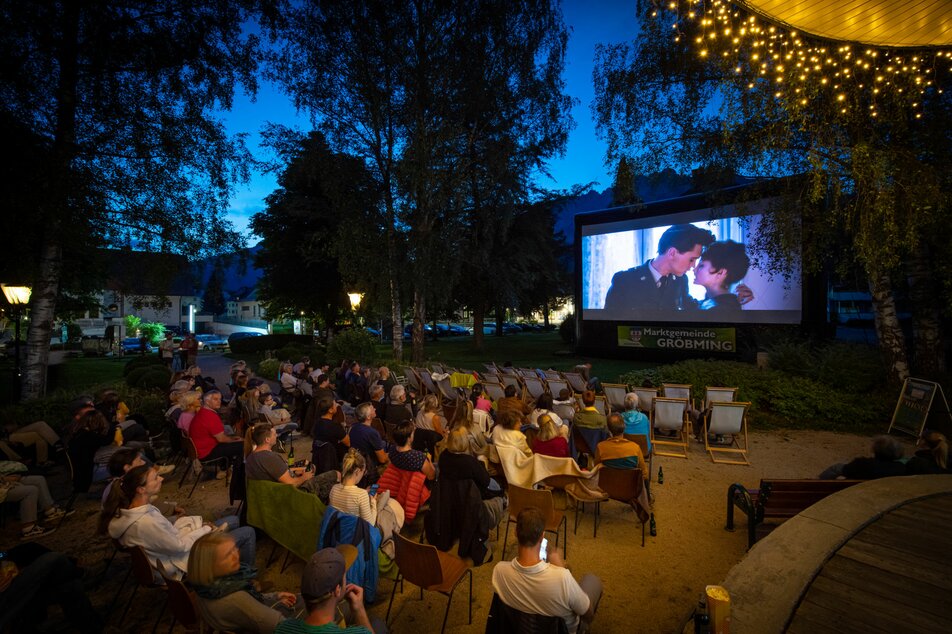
[275,345,307,363]
[139,321,166,344]
[558,314,576,344]
[123,354,165,376]
[229,334,314,354]
[131,367,172,391]
[257,358,281,381]
[327,329,377,366]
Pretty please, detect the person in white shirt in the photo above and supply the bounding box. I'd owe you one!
[492,507,602,634]
[100,464,256,580]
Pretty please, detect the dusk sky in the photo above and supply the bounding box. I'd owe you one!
[221,1,639,243]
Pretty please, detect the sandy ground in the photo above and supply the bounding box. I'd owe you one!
[1,425,919,634]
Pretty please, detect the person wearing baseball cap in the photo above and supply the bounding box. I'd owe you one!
[275,545,383,633]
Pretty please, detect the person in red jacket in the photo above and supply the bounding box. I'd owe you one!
[188,390,242,468]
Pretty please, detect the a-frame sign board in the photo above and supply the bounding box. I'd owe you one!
[887,378,952,438]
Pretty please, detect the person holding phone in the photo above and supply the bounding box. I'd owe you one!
[328,450,404,557]
[492,507,602,634]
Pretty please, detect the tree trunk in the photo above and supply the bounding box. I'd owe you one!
[472,303,485,352]
[383,175,402,362]
[542,301,550,328]
[905,248,945,375]
[23,240,62,399]
[411,288,426,364]
[868,268,910,384]
[494,303,505,337]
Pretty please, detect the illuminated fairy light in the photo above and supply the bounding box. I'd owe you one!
[656,0,951,121]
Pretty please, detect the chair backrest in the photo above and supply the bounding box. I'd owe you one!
[707,401,749,435]
[246,478,326,562]
[543,370,561,380]
[571,425,594,457]
[377,465,431,522]
[418,370,439,395]
[403,367,422,392]
[704,387,738,409]
[484,363,499,373]
[436,376,461,403]
[501,374,522,391]
[632,388,658,417]
[523,377,547,401]
[597,466,644,504]
[546,378,570,398]
[163,574,202,631]
[653,397,687,431]
[483,382,506,402]
[576,395,608,415]
[602,384,628,412]
[501,366,518,375]
[371,417,388,441]
[624,433,650,457]
[486,593,569,634]
[562,372,587,393]
[552,403,576,423]
[431,363,445,374]
[394,532,444,588]
[507,484,557,520]
[518,368,538,378]
[662,383,692,402]
[183,433,200,460]
[129,545,161,587]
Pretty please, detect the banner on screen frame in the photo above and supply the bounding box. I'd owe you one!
[618,326,736,352]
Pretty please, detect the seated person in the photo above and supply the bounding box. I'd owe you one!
[1,468,72,540]
[531,415,570,459]
[176,391,203,433]
[311,396,351,467]
[692,240,750,314]
[1,420,63,468]
[189,390,244,467]
[492,507,602,634]
[101,464,256,580]
[245,424,339,504]
[349,403,389,470]
[413,394,446,456]
[573,390,607,431]
[496,385,532,417]
[375,365,397,399]
[188,532,298,634]
[905,431,950,475]
[66,409,117,493]
[620,392,651,453]
[329,449,404,556]
[96,389,149,443]
[491,411,533,458]
[275,546,381,634]
[369,385,388,422]
[595,414,649,480]
[439,427,506,526]
[257,392,297,434]
[0,545,102,633]
[384,385,414,428]
[819,435,907,480]
[470,383,493,413]
[529,393,568,439]
[388,422,436,480]
[100,447,174,504]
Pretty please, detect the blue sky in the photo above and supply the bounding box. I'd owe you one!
[221,1,639,242]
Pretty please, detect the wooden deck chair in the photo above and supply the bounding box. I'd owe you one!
[546,378,570,398]
[403,367,423,393]
[563,372,588,394]
[575,395,608,416]
[651,397,689,458]
[418,369,440,395]
[553,403,576,423]
[705,401,751,465]
[704,386,737,410]
[500,366,518,375]
[518,368,537,378]
[662,383,693,404]
[523,376,547,402]
[602,383,629,413]
[500,373,522,392]
[431,363,445,374]
[483,381,506,403]
[436,376,462,407]
[632,387,658,424]
[483,363,499,373]
[543,369,561,380]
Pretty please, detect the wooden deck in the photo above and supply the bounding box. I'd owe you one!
[787,493,952,633]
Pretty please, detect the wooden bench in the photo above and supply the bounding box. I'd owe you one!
[726,479,863,549]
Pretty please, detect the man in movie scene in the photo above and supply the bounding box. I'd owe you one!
[692,240,750,314]
[603,224,714,312]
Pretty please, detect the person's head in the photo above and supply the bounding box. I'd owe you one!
[504,384,517,398]
[355,402,375,423]
[537,414,558,442]
[378,366,390,379]
[300,546,358,613]
[655,224,716,276]
[341,448,366,482]
[500,410,524,430]
[370,385,385,402]
[470,383,484,402]
[165,332,173,339]
[392,422,415,448]
[78,409,110,434]
[251,423,276,448]
[919,431,949,470]
[446,426,470,454]
[235,372,249,389]
[202,390,222,410]
[871,435,904,461]
[582,390,596,407]
[421,394,440,414]
[316,373,330,387]
[350,361,361,374]
[107,448,145,478]
[187,532,239,586]
[694,240,750,294]
[515,507,546,548]
[535,392,554,411]
[390,384,407,403]
[451,399,474,428]
[179,391,202,413]
[624,392,640,412]
[558,388,572,401]
[98,464,157,533]
[607,413,625,437]
[316,396,337,417]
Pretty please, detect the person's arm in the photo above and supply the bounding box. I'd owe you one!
[432,414,446,436]
[358,488,377,525]
[341,583,373,631]
[213,431,242,443]
[374,448,389,465]
[421,455,437,480]
[277,468,314,488]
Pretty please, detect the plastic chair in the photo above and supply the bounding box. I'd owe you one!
[502,485,567,560]
[386,533,473,634]
[705,401,751,465]
[177,434,229,499]
[651,397,689,458]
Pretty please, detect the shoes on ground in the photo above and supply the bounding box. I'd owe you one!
[21,524,56,540]
[43,506,75,522]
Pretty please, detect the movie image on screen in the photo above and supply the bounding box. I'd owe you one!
[581,209,801,324]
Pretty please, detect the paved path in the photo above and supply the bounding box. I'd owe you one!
[193,351,279,397]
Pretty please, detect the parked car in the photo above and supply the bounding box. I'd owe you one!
[402,323,434,339]
[121,337,153,353]
[227,331,264,348]
[195,334,228,350]
[447,323,471,336]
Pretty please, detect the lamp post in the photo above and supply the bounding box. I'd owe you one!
[347,292,364,326]
[2,284,32,402]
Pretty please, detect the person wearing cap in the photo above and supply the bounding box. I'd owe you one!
[275,546,381,634]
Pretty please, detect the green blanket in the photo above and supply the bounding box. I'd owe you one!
[247,479,325,563]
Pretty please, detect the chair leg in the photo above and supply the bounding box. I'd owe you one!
[178,462,192,489]
[119,583,139,625]
[501,517,512,559]
[593,501,599,539]
[106,564,133,618]
[280,549,293,573]
[467,568,473,624]
[386,574,402,625]
[151,594,168,634]
[188,469,203,499]
[266,541,281,567]
[440,588,453,634]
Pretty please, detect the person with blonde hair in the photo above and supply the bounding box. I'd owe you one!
[439,426,506,525]
[188,532,297,633]
[176,390,203,433]
[531,414,570,458]
[491,411,533,458]
[328,449,404,557]
[906,431,950,474]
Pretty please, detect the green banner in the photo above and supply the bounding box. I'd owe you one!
[618,325,736,352]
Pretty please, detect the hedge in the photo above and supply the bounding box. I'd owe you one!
[327,330,377,366]
[228,334,316,355]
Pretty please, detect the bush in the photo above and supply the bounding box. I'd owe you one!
[257,358,281,381]
[558,314,576,344]
[327,329,377,366]
[123,354,165,377]
[139,321,166,344]
[275,345,307,363]
[229,334,315,354]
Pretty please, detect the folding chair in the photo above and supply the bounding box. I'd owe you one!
[431,363,446,374]
[500,373,523,392]
[632,387,658,424]
[483,382,506,403]
[436,376,463,407]
[543,369,562,380]
[651,397,689,458]
[703,387,738,410]
[546,378,570,398]
[518,368,537,379]
[418,369,440,395]
[403,367,423,393]
[483,363,499,374]
[602,383,629,413]
[502,484,567,560]
[177,434,229,499]
[523,376,547,403]
[562,372,588,394]
[575,395,608,416]
[387,533,473,634]
[662,383,693,406]
[705,401,751,465]
[552,403,576,424]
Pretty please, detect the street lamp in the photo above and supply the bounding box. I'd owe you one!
[2,284,32,401]
[348,292,364,326]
